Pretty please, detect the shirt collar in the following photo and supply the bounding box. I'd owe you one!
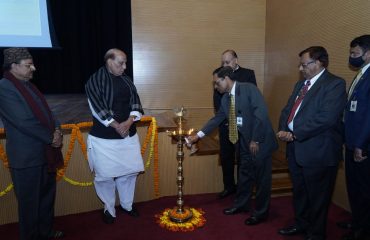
[230,82,236,96]
[233,65,240,72]
[306,68,325,86]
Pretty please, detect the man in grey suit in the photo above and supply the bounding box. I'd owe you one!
[277,46,346,240]
[0,48,64,239]
[188,66,277,225]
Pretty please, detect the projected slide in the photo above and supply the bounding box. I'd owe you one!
[0,0,53,48]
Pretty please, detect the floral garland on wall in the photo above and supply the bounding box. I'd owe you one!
[0,117,159,197]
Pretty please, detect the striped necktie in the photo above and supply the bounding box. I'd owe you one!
[287,80,311,124]
[228,94,238,144]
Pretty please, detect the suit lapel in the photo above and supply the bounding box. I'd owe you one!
[221,90,230,117]
[235,82,241,113]
[349,68,370,100]
[298,70,327,111]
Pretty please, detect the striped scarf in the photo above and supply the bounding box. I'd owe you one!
[85,66,143,121]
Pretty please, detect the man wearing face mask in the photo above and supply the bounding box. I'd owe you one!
[214,50,257,201]
[277,46,346,240]
[341,35,370,240]
[85,48,144,224]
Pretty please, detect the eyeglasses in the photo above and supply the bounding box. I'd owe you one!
[17,63,35,69]
[299,61,315,69]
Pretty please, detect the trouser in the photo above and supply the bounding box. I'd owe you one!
[94,172,138,217]
[233,135,271,217]
[345,148,370,234]
[218,123,237,191]
[11,165,56,240]
[288,143,337,240]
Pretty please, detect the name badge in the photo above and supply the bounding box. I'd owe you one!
[350,101,357,112]
[237,117,243,127]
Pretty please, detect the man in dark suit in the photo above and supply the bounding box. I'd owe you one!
[0,48,64,239]
[188,66,277,225]
[277,46,346,240]
[214,50,257,199]
[341,35,370,240]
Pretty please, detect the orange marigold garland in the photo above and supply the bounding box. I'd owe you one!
[139,117,160,197]
[0,183,13,197]
[58,122,93,185]
[57,125,77,180]
[153,122,160,197]
[145,118,157,168]
[141,120,152,157]
[155,208,206,232]
[0,117,159,195]
[0,135,13,197]
[0,143,9,168]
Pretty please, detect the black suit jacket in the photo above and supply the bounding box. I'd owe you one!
[278,70,346,167]
[344,67,370,151]
[203,82,277,158]
[0,78,54,168]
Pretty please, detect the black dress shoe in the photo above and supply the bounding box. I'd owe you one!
[245,216,265,225]
[103,210,115,224]
[304,235,325,240]
[223,206,246,215]
[218,188,236,199]
[278,225,305,236]
[337,221,353,230]
[120,205,139,217]
[342,229,370,240]
[48,230,65,239]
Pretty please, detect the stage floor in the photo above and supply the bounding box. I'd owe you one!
[0,94,91,128]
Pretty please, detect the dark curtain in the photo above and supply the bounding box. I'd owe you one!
[0,0,132,93]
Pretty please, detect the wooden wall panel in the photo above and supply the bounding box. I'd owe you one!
[264,0,370,135]
[264,0,370,210]
[0,139,18,225]
[132,0,267,109]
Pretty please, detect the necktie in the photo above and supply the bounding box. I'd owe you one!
[348,71,363,100]
[287,80,311,124]
[228,94,238,144]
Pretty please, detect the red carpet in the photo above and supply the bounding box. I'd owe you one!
[0,194,351,240]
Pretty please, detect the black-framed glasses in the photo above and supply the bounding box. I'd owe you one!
[299,60,315,68]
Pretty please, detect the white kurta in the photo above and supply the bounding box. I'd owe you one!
[87,134,144,177]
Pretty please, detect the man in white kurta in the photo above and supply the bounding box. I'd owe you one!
[85,48,144,223]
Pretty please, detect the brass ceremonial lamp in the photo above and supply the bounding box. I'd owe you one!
[166,106,195,223]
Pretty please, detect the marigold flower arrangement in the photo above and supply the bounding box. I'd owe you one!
[155,207,206,232]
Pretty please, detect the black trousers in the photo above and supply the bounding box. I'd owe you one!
[10,165,56,240]
[345,148,370,234]
[233,134,271,218]
[218,123,237,191]
[287,143,337,240]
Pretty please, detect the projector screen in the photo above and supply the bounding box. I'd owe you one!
[0,0,56,48]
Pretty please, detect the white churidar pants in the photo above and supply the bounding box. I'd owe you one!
[87,133,144,217]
